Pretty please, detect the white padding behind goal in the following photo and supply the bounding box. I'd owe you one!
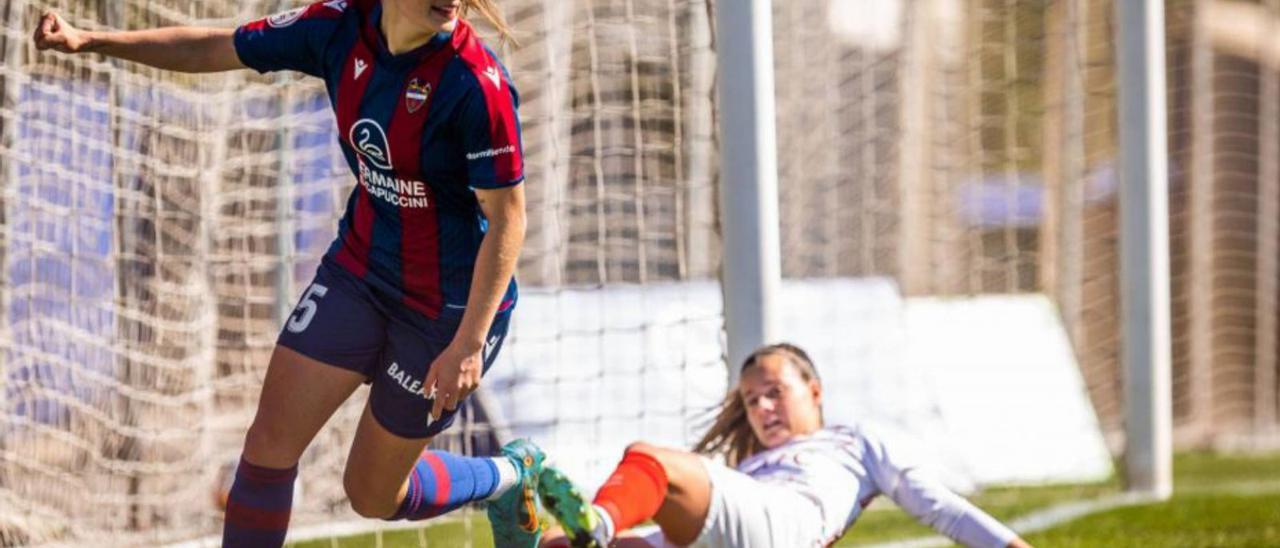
[489,278,1111,495]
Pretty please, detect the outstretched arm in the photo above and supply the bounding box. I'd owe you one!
[880,467,1031,548]
[863,432,1030,548]
[33,10,243,73]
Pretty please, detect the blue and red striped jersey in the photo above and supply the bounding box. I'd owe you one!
[235,0,522,319]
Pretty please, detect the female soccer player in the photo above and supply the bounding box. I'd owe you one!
[34,2,544,546]
[539,343,1033,548]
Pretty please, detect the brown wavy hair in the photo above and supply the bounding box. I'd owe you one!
[692,343,823,467]
[462,0,517,46]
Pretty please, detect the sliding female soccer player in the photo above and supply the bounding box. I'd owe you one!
[34,2,543,546]
[539,343,1033,548]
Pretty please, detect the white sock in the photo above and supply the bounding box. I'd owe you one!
[486,457,520,501]
[591,503,615,542]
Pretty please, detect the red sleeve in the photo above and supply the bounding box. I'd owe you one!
[456,57,524,189]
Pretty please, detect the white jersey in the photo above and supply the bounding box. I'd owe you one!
[734,425,1017,547]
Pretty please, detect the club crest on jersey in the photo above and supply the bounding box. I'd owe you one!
[405,78,431,114]
[267,6,307,28]
[349,118,393,170]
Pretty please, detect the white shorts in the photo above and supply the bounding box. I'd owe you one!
[632,457,825,548]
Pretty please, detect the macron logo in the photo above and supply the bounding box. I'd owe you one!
[354,58,368,80]
[483,66,501,88]
[483,334,500,363]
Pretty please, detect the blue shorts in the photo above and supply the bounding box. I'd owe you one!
[276,260,511,439]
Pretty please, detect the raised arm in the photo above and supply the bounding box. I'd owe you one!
[33,10,244,73]
[864,433,1031,548]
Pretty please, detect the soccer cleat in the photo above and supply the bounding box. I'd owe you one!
[538,466,606,548]
[488,439,545,547]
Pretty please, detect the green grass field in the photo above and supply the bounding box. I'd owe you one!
[291,452,1280,548]
[837,452,1280,546]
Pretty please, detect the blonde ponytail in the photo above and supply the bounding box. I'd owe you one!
[462,0,517,46]
[692,343,822,467]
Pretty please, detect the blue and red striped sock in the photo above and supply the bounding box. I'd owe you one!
[389,451,508,520]
[221,458,297,548]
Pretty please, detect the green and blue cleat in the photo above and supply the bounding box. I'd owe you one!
[488,438,546,547]
[538,466,607,548]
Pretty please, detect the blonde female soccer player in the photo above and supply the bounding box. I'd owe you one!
[34,2,545,546]
[539,343,1032,548]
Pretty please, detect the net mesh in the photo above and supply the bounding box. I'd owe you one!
[776,0,1280,452]
[2,0,1280,545]
[0,0,722,545]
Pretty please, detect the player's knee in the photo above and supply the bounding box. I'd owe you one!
[627,441,688,469]
[624,441,660,458]
[348,497,394,519]
[343,475,398,519]
[244,418,281,446]
[633,444,707,499]
[625,441,695,494]
[626,441,679,474]
[242,418,301,466]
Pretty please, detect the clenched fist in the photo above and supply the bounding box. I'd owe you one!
[33,10,89,53]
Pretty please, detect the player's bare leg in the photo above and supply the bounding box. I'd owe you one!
[224,346,367,547]
[344,401,544,547]
[540,442,711,547]
[342,403,433,517]
[539,524,663,548]
[639,444,712,545]
[243,346,366,468]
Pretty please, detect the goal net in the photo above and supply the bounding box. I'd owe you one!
[2,0,1278,546]
[0,0,722,545]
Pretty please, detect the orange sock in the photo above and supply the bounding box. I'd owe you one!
[591,449,670,535]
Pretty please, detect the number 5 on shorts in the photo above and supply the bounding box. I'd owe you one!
[287,283,329,333]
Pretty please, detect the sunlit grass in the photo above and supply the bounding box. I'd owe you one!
[301,452,1280,547]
